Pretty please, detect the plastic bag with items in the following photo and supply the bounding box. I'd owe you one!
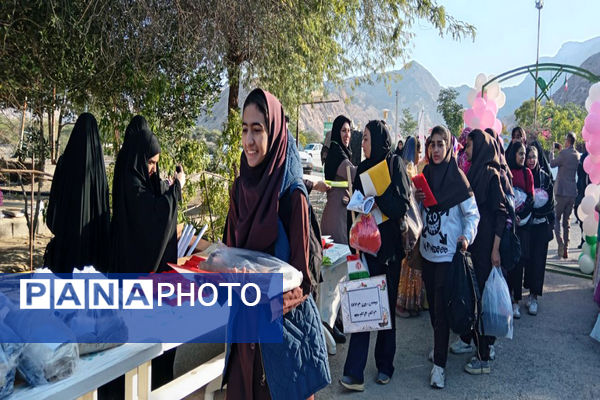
[349,214,382,256]
[0,293,24,399]
[481,266,513,339]
[56,266,127,355]
[201,246,303,294]
[4,310,79,386]
[0,323,24,399]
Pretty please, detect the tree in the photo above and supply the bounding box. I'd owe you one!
[437,88,464,136]
[514,99,586,150]
[398,108,417,138]
[180,0,475,118]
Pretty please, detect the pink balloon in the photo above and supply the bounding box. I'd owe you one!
[585,113,600,135]
[471,116,482,129]
[595,211,599,222]
[587,136,600,156]
[463,108,475,126]
[473,97,486,113]
[480,109,495,129]
[591,168,600,185]
[486,99,498,116]
[583,127,592,141]
[493,118,502,133]
[591,101,600,115]
[584,155,595,174]
[591,154,600,164]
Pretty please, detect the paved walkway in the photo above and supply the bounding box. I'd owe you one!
[320,271,600,399]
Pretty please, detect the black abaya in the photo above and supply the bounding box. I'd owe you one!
[44,113,110,273]
[110,116,181,273]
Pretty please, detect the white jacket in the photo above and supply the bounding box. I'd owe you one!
[419,196,480,263]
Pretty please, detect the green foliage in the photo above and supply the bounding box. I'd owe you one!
[187,1,475,118]
[514,99,586,150]
[437,88,464,137]
[14,126,48,162]
[298,130,322,148]
[398,108,418,138]
[197,110,242,242]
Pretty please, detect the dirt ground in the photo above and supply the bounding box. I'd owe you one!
[0,233,51,272]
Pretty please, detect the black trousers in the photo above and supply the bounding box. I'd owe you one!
[343,256,401,381]
[422,259,451,368]
[524,222,550,296]
[508,227,529,302]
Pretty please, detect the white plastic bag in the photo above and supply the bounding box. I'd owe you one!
[481,266,513,339]
[5,310,79,386]
[591,313,600,343]
[0,322,24,398]
[201,246,303,293]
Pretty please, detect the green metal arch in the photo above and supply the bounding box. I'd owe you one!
[481,63,600,101]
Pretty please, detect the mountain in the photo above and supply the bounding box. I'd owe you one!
[198,37,600,135]
[198,61,445,138]
[552,52,600,106]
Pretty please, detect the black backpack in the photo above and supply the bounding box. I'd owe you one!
[444,247,481,336]
[500,196,521,271]
[279,188,323,301]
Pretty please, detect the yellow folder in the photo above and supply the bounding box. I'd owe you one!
[359,159,391,224]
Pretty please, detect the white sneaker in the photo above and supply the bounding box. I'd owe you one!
[450,338,473,354]
[489,344,495,361]
[524,294,532,308]
[430,365,445,389]
[513,303,521,319]
[428,349,434,362]
[528,298,538,315]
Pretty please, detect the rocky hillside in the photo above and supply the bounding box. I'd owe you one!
[552,52,600,106]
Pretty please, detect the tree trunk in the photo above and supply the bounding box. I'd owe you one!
[113,103,120,154]
[56,106,64,158]
[18,100,27,152]
[227,61,241,117]
[50,87,56,163]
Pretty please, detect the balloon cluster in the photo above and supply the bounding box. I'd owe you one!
[463,73,505,133]
[579,83,600,273]
[582,83,600,184]
[578,183,600,274]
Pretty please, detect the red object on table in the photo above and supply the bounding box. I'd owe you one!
[411,173,437,208]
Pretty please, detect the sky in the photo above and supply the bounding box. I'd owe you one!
[403,0,600,87]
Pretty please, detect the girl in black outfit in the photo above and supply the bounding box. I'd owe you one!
[340,120,411,391]
[505,142,535,318]
[524,145,555,315]
[463,129,508,375]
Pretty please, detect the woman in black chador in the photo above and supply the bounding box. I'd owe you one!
[110,115,185,273]
[45,113,110,273]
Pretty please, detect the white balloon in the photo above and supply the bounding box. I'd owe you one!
[585,184,600,200]
[487,82,500,100]
[579,254,595,274]
[496,91,506,109]
[467,89,477,106]
[583,215,598,236]
[578,203,588,220]
[586,97,593,112]
[583,243,592,257]
[475,73,487,90]
[582,195,597,215]
[589,83,600,101]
